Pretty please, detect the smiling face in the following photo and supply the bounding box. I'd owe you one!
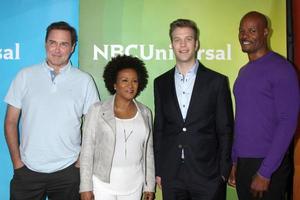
[114,68,139,101]
[45,29,74,70]
[171,27,198,66]
[238,13,269,61]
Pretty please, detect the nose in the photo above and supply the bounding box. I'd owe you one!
[180,40,186,47]
[54,44,61,53]
[129,81,136,88]
[128,80,137,89]
[239,31,248,40]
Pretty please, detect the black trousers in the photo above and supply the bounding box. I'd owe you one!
[162,162,226,200]
[236,155,291,200]
[10,163,80,200]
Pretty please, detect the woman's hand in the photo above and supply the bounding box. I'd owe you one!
[143,191,155,200]
[80,191,94,200]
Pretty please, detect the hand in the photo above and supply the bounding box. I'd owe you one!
[13,160,24,170]
[143,191,155,200]
[250,173,270,199]
[156,176,162,189]
[227,164,237,187]
[75,159,80,168]
[80,191,94,200]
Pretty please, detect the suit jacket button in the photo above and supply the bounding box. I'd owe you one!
[182,127,187,132]
[178,144,183,148]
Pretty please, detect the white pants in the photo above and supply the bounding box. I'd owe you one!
[93,185,143,200]
[93,175,143,200]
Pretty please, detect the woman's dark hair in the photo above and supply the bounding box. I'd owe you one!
[103,55,148,97]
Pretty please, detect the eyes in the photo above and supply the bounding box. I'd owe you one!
[173,36,195,43]
[47,40,71,49]
[239,28,257,35]
[120,78,138,83]
[117,78,139,85]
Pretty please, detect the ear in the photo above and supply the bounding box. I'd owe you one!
[263,28,269,36]
[195,40,200,51]
[71,44,75,53]
[171,41,175,49]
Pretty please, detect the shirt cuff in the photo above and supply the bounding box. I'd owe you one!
[257,167,272,179]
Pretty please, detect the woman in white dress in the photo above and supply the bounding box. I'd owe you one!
[80,55,155,200]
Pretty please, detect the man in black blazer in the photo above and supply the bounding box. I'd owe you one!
[153,19,234,200]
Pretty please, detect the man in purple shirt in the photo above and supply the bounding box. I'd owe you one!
[228,11,299,199]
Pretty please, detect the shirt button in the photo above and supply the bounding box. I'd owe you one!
[182,127,187,132]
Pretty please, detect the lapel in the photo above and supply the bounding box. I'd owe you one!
[101,95,150,135]
[167,67,185,123]
[184,62,207,123]
[135,100,151,135]
[101,96,116,134]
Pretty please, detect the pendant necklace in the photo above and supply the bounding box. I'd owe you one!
[123,126,133,158]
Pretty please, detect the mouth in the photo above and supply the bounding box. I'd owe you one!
[179,50,189,54]
[240,40,251,45]
[126,89,135,94]
[51,55,62,58]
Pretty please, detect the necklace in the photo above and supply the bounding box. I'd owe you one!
[123,128,133,158]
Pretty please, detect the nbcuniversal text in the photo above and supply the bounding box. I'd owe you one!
[93,44,232,61]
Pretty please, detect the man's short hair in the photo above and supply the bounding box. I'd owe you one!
[169,19,199,41]
[45,21,77,46]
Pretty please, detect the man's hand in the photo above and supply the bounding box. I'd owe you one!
[143,191,155,200]
[228,164,237,187]
[250,173,270,198]
[156,176,162,189]
[75,159,80,168]
[14,160,24,170]
[80,191,94,200]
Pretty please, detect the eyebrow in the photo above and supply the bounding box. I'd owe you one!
[47,39,70,44]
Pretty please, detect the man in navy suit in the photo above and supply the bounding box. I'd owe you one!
[153,19,234,200]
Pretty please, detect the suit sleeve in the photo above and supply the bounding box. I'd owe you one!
[215,76,234,180]
[153,79,164,177]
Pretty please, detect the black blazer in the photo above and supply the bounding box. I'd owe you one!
[153,62,234,186]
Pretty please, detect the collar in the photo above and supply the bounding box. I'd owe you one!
[43,61,71,74]
[101,95,150,134]
[175,61,199,77]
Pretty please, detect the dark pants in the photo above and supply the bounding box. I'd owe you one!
[162,162,226,200]
[10,163,80,200]
[236,155,291,200]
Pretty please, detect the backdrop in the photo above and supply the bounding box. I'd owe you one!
[79,1,286,199]
[0,0,287,199]
[79,0,287,110]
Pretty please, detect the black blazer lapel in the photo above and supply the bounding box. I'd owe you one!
[184,62,208,123]
[167,68,185,123]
